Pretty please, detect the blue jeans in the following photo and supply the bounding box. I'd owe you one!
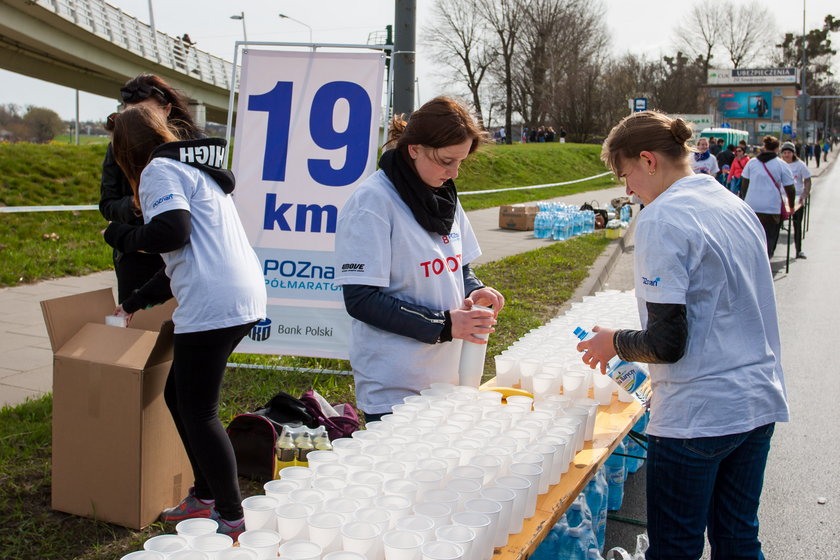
[646,423,775,560]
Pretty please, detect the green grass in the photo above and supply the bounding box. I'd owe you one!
[52,135,111,145]
[0,234,611,560]
[0,142,616,287]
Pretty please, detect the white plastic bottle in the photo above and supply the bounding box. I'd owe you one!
[458,305,493,387]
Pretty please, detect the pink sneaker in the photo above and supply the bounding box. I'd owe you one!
[211,510,245,541]
[160,488,214,522]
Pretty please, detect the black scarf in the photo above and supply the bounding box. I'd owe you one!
[379,149,458,236]
[694,150,711,162]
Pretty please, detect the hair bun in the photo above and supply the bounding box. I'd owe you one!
[669,119,693,144]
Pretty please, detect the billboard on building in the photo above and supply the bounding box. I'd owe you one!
[719,91,772,119]
[707,68,798,85]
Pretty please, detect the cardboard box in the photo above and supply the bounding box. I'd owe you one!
[41,289,190,529]
[499,205,539,231]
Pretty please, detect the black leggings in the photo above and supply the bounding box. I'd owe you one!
[164,322,256,520]
[792,205,805,254]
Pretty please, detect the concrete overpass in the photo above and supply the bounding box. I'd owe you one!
[0,0,235,123]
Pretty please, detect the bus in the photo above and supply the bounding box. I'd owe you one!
[699,127,749,149]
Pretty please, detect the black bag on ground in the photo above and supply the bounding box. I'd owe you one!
[226,391,319,481]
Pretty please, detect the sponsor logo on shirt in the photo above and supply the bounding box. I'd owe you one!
[152,193,174,208]
[341,263,365,273]
[642,276,661,287]
[420,254,462,277]
[248,318,272,342]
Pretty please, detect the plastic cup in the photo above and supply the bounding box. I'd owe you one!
[450,512,491,560]
[143,535,189,556]
[376,460,407,482]
[279,466,315,488]
[518,359,540,393]
[395,515,437,543]
[410,469,444,493]
[542,436,569,483]
[418,488,460,513]
[121,552,166,560]
[562,372,585,400]
[324,497,361,522]
[508,463,542,518]
[505,395,533,412]
[467,455,502,485]
[412,501,452,528]
[462,499,501,560]
[242,495,280,531]
[217,549,259,560]
[493,355,518,387]
[382,478,420,503]
[444,478,482,512]
[191,533,234,557]
[315,463,349,480]
[176,518,219,547]
[431,447,462,473]
[275,502,314,541]
[593,374,616,405]
[415,458,448,477]
[264,479,302,503]
[476,390,502,405]
[435,524,476,560]
[332,438,364,457]
[344,484,379,508]
[421,541,464,560]
[312,476,348,501]
[449,465,484,485]
[523,444,555,494]
[565,407,590,448]
[374,494,414,527]
[344,455,376,475]
[341,521,384,560]
[430,382,457,393]
[238,530,282,560]
[307,450,340,471]
[356,506,393,534]
[478,486,515,547]
[495,475,530,534]
[169,551,211,560]
[278,539,323,560]
[382,529,425,560]
[353,430,385,446]
[308,511,346,554]
[323,552,367,560]
[547,426,577,468]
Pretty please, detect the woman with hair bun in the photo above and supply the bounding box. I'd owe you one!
[577,111,788,560]
[335,97,505,422]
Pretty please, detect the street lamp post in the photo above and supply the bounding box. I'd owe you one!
[278,13,313,44]
[230,12,248,42]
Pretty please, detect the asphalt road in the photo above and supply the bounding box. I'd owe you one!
[600,159,840,558]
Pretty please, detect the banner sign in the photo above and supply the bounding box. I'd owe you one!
[718,91,772,119]
[707,68,797,85]
[232,49,385,358]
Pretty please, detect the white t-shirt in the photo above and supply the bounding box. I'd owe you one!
[634,174,789,439]
[140,158,267,334]
[335,170,482,414]
[741,155,794,214]
[785,159,811,198]
[690,154,719,176]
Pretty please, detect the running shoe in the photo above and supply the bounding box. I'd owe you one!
[211,510,245,541]
[159,487,214,522]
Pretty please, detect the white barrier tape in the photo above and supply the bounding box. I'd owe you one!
[458,171,614,196]
[226,362,352,376]
[0,205,98,213]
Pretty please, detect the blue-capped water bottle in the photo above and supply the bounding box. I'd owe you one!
[573,327,649,396]
[605,440,626,511]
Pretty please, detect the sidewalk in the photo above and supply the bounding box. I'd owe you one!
[0,183,632,409]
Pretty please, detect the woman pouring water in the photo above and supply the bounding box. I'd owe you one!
[576,111,788,560]
[335,97,505,423]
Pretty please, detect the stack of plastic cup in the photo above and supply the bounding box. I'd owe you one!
[175,518,218,547]
[238,530,281,560]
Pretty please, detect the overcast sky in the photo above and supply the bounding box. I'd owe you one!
[1,0,837,121]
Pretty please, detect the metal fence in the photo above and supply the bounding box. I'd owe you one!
[35,0,235,89]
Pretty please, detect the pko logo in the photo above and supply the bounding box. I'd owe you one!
[642,276,661,287]
[249,318,272,342]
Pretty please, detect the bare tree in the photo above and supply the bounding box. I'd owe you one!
[425,0,497,126]
[720,1,776,68]
[477,0,525,143]
[673,3,723,76]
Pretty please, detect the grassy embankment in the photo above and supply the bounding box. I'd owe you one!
[0,141,616,286]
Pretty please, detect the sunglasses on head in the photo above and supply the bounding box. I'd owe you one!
[120,84,168,105]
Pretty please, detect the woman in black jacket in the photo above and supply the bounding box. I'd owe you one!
[100,74,203,302]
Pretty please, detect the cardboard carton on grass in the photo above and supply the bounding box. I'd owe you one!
[40,288,190,529]
[498,204,538,231]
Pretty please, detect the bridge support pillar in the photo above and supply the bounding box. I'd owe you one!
[188,100,206,129]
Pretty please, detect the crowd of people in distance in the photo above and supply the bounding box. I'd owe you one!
[690,133,830,261]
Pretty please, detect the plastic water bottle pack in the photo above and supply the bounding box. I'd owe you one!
[533,204,596,242]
